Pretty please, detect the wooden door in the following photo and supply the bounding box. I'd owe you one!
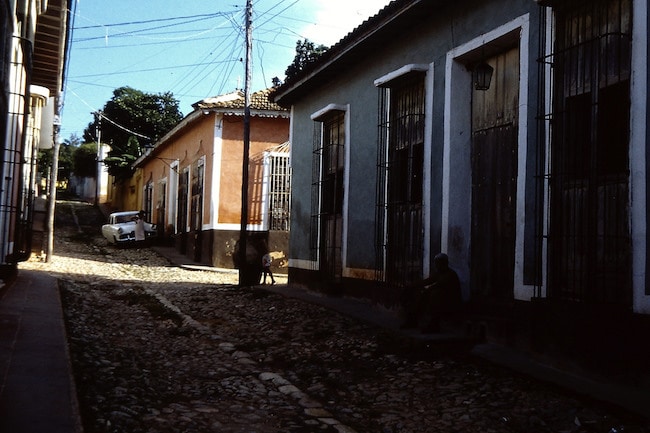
[470,47,519,298]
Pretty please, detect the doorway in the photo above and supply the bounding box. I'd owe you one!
[470,47,520,299]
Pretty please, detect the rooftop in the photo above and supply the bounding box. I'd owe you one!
[192,88,287,114]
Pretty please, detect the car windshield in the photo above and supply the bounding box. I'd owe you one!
[115,215,136,224]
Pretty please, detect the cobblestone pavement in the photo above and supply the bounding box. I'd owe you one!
[20,200,649,433]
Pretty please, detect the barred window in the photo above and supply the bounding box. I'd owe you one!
[540,0,632,304]
[267,143,291,231]
[190,159,204,231]
[177,168,189,233]
[156,180,166,234]
[311,106,347,282]
[375,66,427,286]
[143,182,153,222]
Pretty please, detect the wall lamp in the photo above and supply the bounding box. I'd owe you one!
[473,61,494,91]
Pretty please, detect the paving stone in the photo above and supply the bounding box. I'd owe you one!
[18,200,649,433]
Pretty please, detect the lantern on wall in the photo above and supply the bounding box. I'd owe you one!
[473,61,494,91]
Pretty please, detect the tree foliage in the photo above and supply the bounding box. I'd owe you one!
[73,142,99,178]
[83,87,183,181]
[102,136,141,180]
[284,39,328,81]
[37,134,79,184]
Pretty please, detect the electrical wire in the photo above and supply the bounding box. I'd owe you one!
[63,0,352,136]
[73,59,239,78]
[65,88,151,141]
[74,12,229,29]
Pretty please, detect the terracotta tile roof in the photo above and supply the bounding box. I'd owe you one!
[192,88,287,113]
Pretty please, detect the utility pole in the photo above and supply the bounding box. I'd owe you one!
[45,96,62,262]
[238,0,253,286]
[95,111,102,206]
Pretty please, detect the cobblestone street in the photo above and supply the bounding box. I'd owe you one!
[20,200,648,433]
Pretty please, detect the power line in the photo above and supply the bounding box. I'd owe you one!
[63,0,318,135]
[73,14,230,43]
[73,59,239,78]
[171,7,247,97]
[98,112,151,141]
[65,88,151,141]
[74,12,233,29]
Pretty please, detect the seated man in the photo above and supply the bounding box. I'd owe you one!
[401,253,462,333]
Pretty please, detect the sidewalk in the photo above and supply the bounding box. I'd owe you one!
[0,269,82,433]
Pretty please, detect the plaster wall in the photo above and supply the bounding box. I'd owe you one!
[288,0,538,286]
[217,115,290,227]
[140,114,215,230]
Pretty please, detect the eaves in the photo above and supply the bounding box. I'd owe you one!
[219,109,290,119]
[133,107,289,168]
[31,0,70,94]
[133,109,203,168]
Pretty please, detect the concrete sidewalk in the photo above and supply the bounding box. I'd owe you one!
[0,269,82,433]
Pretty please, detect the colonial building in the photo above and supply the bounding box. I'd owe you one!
[0,0,70,279]
[133,88,291,271]
[273,0,649,373]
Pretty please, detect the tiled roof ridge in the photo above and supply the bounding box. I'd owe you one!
[192,87,287,112]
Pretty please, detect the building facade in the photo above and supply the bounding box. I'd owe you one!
[0,0,69,279]
[133,89,291,271]
[274,0,649,371]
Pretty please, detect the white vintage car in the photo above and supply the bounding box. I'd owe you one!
[101,211,157,245]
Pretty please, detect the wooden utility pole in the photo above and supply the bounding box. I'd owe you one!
[95,112,102,205]
[238,0,253,286]
[45,116,60,263]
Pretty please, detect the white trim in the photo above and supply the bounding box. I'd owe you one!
[289,258,315,270]
[212,114,223,230]
[196,155,207,230]
[310,104,350,276]
[310,104,347,121]
[168,161,179,233]
[182,166,190,233]
[261,152,271,231]
[213,222,265,232]
[631,0,649,313]
[512,18,532,301]
[444,14,531,301]
[342,104,351,277]
[443,48,473,292]
[422,63,434,278]
[374,64,430,88]
[216,223,242,231]
[373,64,434,280]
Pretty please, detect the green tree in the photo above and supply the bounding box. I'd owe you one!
[38,134,79,185]
[72,142,99,178]
[84,87,183,181]
[102,136,141,180]
[284,39,328,81]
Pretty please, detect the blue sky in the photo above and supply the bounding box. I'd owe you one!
[60,0,392,141]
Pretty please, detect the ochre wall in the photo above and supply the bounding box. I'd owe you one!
[139,115,215,229]
[218,115,290,225]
